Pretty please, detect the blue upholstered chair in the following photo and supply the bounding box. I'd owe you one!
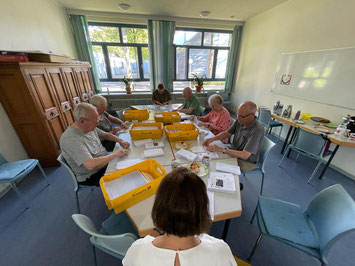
[248,184,355,265]
[0,153,49,209]
[278,128,331,183]
[57,154,95,213]
[101,211,139,238]
[72,214,137,266]
[258,108,283,142]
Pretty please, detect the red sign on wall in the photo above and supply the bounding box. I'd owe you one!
[280,74,292,85]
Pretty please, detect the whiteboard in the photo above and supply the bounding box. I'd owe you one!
[271,47,355,110]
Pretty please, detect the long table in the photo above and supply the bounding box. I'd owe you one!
[271,114,355,179]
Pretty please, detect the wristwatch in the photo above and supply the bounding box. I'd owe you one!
[222,147,227,154]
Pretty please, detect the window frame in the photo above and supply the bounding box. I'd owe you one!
[88,22,149,83]
[173,27,233,83]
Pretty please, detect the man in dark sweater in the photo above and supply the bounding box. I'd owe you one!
[152,83,172,105]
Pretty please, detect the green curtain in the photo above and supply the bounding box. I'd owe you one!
[224,26,243,92]
[69,15,101,92]
[148,20,175,92]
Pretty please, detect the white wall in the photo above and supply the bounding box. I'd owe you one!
[232,0,355,177]
[0,0,77,193]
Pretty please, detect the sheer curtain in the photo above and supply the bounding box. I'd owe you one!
[69,15,101,91]
[147,20,176,92]
[225,26,243,92]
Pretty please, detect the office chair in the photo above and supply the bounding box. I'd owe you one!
[72,214,137,266]
[57,154,95,213]
[0,153,49,209]
[258,108,283,142]
[248,184,355,266]
[279,128,331,183]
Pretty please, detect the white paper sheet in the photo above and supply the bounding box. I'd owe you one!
[198,152,219,160]
[134,139,153,147]
[131,126,159,131]
[176,149,198,161]
[145,142,164,149]
[104,170,147,199]
[215,162,241,175]
[190,146,206,153]
[210,140,226,148]
[143,148,165,158]
[207,172,236,194]
[116,159,143,170]
[207,191,214,220]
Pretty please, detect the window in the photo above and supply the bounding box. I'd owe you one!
[88,23,150,92]
[173,28,232,91]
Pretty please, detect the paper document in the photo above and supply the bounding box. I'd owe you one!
[190,146,206,153]
[207,191,214,220]
[145,142,164,149]
[104,170,148,199]
[216,162,241,175]
[132,126,159,131]
[176,149,198,162]
[210,140,226,148]
[134,139,153,147]
[143,148,165,158]
[208,172,236,194]
[198,152,219,160]
[116,159,143,170]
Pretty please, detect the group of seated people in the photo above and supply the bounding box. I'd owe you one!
[59,85,264,264]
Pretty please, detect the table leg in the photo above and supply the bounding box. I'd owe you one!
[286,128,297,158]
[222,218,231,241]
[318,144,340,179]
[281,126,293,154]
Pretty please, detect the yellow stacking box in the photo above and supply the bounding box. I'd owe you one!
[100,159,167,214]
[165,123,199,142]
[129,122,164,140]
[123,109,149,121]
[154,112,181,124]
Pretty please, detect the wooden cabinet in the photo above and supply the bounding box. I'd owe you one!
[0,62,95,167]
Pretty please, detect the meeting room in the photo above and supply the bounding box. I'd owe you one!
[1,0,355,265]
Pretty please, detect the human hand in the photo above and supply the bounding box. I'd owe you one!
[190,115,196,121]
[206,144,223,152]
[120,123,128,130]
[119,141,130,149]
[111,127,120,134]
[198,122,208,127]
[202,137,213,147]
[115,149,128,158]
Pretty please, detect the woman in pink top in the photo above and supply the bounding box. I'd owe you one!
[197,94,231,142]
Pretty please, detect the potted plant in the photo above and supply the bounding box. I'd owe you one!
[120,76,135,94]
[191,73,206,93]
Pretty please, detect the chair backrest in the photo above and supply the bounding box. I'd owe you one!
[258,108,272,127]
[292,128,327,157]
[0,153,8,166]
[57,154,79,191]
[305,184,355,263]
[72,214,137,259]
[259,137,276,173]
[135,99,149,105]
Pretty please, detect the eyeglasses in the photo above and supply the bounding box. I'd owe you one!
[82,118,100,123]
[237,112,254,119]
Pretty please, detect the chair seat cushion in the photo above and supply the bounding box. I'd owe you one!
[270,120,283,127]
[258,196,319,248]
[0,159,38,181]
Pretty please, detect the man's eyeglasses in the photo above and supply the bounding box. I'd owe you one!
[237,112,254,119]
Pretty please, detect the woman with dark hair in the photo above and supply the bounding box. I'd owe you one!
[123,167,237,266]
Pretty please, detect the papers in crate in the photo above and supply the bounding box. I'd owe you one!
[176,148,198,161]
[143,148,165,158]
[216,162,241,175]
[208,172,236,194]
[104,170,153,200]
[131,126,159,131]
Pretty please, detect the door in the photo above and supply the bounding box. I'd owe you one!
[81,67,95,98]
[46,67,75,126]
[73,67,89,102]
[61,67,82,108]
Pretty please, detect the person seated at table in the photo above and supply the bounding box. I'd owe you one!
[90,95,128,151]
[203,101,264,172]
[176,87,202,116]
[193,94,231,143]
[152,83,172,105]
[60,103,130,186]
[122,167,237,266]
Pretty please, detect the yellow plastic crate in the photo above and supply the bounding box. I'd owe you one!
[165,123,199,142]
[154,112,181,124]
[129,122,164,140]
[100,159,167,214]
[123,109,149,121]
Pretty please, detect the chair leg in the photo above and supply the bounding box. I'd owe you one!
[10,182,29,209]
[75,191,81,213]
[250,206,257,224]
[247,233,263,261]
[278,146,290,167]
[277,126,283,143]
[307,160,323,184]
[259,173,265,195]
[37,163,50,185]
[92,245,98,266]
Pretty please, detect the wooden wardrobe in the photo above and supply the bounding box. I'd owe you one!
[0,62,95,167]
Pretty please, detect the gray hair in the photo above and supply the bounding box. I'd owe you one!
[90,95,107,107]
[208,94,223,106]
[73,103,97,122]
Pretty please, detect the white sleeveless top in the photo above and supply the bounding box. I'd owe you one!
[122,234,237,266]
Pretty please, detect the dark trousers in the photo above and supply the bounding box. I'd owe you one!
[78,166,107,187]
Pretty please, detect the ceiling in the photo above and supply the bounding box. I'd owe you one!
[55,0,289,22]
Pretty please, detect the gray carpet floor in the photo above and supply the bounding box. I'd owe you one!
[0,136,354,266]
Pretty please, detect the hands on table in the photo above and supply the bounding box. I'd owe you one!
[114,149,128,158]
[119,141,130,149]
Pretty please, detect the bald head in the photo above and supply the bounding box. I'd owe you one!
[183,87,193,99]
[237,101,257,126]
[239,101,257,113]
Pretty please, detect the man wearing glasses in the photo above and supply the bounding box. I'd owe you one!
[60,103,130,186]
[203,101,264,172]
